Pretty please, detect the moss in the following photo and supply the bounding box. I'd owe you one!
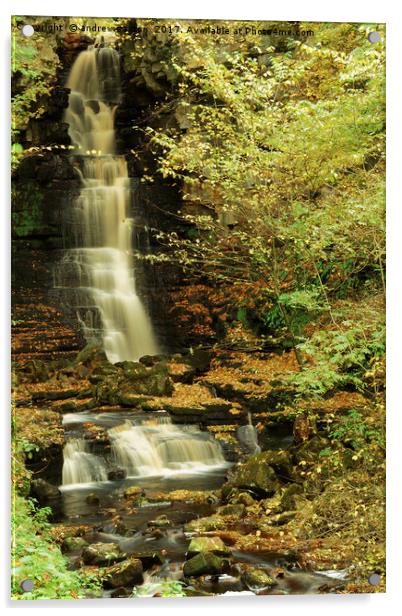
[11,181,45,238]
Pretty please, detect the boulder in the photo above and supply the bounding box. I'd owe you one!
[81,542,123,566]
[107,468,126,481]
[279,483,304,512]
[61,536,88,553]
[130,551,164,570]
[139,354,167,367]
[184,349,213,373]
[258,449,294,481]
[241,567,277,590]
[103,558,143,588]
[30,478,61,503]
[183,552,226,577]
[93,361,174,404]
[187,536,231,557]
[185,514,228,533]
[293,435,330,465]
[225,452,281,497]
[232,492,256,507]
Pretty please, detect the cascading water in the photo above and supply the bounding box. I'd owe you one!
[237,412,261,454]
[61,416,227,486]
[109,418,226,477]
[62,439,108,485]
[57,39,158,363]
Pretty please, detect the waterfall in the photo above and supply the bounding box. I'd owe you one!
[58,40,158,363]
[237,412,261,454]
[62,439,108,485]
[109,418,226,477]
[61,417,226,486]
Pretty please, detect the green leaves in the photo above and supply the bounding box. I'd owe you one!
[11,495,102,599]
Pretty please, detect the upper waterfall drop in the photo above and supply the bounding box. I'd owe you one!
[61,42,159,363]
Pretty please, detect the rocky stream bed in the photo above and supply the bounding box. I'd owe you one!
[12,344,370,597]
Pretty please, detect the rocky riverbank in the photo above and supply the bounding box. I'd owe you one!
[12,341,385,597]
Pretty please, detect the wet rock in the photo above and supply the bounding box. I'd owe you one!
[75,343,108,367]
[110,587,131,598]
[94,361,174,403]
[123,486,145,499]
[61,536,88,553]
[103,558,143,588]
[82,542,123,566]
[118,394,149,407]
[147,514,171,528]
[185,514,227,533]
[57,398,97,413]
[130,551,164,570]
[187,536,231,557]
[241,567,277,590]
[183,552,226,577]
[107,468,127,481]
[86,493,100,505]
[30,478,61,502]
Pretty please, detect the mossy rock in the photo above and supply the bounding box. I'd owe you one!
[185,514,228,533]
[82,542,124,566]
[293,435,330,465]
[217,503,246,517]
[61,536,88,553]
[279,483,304,512]
[183,552,226,577]
[187,536,231,557]
[241,567,277,590]
[103,558,143,588]
[226,452,282,497]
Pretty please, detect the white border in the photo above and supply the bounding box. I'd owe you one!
[1,1,401,615]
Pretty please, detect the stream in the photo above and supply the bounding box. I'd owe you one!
[56,409,347,597]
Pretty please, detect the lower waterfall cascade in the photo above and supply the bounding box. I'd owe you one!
[61,415,227,486]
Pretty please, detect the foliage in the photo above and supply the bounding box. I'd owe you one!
[11,17,61,167]
[286,318,385,397]
[11,495,102,600]
[144,21,385,389]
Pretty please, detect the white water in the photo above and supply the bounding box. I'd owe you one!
[109,418,226,477]
[62,439,108,485]
[236,412,260,454]
[59,42,158,363]
[61,417,226,486]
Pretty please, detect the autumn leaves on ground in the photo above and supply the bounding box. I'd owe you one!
[11,18,385,598]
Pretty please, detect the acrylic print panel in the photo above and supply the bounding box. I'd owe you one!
[11,16,385,600]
